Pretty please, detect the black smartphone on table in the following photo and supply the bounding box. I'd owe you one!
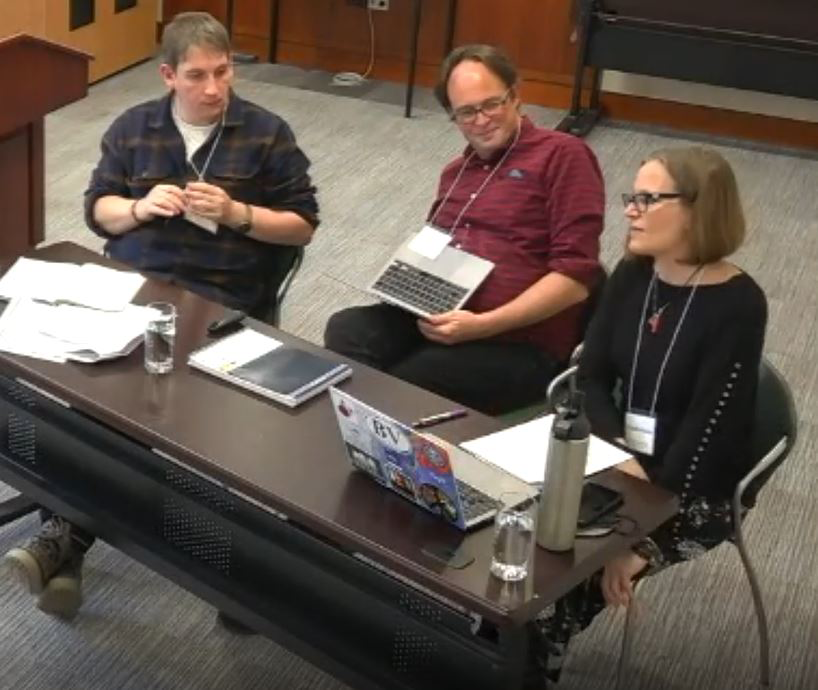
[577,481,623,528]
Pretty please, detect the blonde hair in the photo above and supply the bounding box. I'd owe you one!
[161,12,230,69]
[645,147,746,264]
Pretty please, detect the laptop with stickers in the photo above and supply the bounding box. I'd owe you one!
[329,387,537,530]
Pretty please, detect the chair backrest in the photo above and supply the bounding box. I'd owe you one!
[249,246,304,326]
[741,359,798,508]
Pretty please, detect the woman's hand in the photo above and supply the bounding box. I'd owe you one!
[601,552,648,608]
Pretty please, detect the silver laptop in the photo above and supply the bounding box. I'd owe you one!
[368,231,494,317]
[329,387,537,530]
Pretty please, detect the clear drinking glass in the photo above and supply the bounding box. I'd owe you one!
[490,491,536,582]
[144,302,176,374]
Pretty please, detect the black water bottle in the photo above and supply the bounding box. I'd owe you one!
[536,390,590,552]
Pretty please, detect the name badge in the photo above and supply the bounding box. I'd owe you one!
[184,209,219,234]
[624,410,656,456]
[407,225,451,260]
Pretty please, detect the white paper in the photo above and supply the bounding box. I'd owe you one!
[0,299,70,362]
[407,225,451,260]
[40,303,156,362]
[461,415,633,485]
[0,298,155,364]
[0,258,73,304]
[71,264,146,311]
[184,210,219,234]
[0,258,145,312]
[190,328,282,372]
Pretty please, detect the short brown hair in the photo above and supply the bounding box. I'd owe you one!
[161,12,231,69]
[646,147,746,264]
[434,44,518,111]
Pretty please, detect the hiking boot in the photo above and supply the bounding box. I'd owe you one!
[37,551,84,619]
[2,516,74,595]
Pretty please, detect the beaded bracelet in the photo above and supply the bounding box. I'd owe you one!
[130,199,141,224]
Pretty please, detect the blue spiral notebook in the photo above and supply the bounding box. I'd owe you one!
[188,328,352,407]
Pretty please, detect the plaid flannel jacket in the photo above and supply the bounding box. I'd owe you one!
[84,91,319,315]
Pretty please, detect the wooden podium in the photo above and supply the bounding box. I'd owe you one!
[0,34,89,256]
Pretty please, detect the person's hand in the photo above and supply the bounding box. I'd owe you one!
[615,457,650,481]
[601,552,648,608]
[417,310,489,345]
[184,181,235,224]
[136,184,187,220]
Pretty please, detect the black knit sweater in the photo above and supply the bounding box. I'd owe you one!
[578,257,767,504]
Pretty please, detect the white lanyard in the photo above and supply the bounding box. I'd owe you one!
[627,267,705,415]
[174,97,226,182]
[188,117,225,182]
[428,122,522,236]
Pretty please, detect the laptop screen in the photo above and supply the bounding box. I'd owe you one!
[330,387,468,529]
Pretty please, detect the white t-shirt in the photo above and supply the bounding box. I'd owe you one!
[171,99,219,163]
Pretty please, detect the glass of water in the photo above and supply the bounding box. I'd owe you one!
[490,491,536,582]
[144,302,176,374]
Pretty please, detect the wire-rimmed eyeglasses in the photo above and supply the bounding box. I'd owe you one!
[450,89,513,124]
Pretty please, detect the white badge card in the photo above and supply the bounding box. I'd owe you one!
[184,209,219,234]
[624,411,656,456]
[407,225,451,260]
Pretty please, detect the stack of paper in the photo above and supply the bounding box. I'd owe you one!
[0,257,145,311]
[0,299,156,363]
[0,257,151,363]
[461,415,632,485]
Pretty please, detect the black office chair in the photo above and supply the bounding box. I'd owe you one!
[248,245,304,327]
[615,358,798,689]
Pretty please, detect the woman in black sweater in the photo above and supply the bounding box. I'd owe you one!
[533,146,767,684]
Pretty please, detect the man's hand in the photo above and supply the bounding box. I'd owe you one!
[615,457,650,481]
[417,310,490,345]
[601,552,648,608]
[137,184,187,220]
[185,181,236,224]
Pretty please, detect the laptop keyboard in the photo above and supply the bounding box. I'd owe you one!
[456,479,499,521]
[372,260,469,315]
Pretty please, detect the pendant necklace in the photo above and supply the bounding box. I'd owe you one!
[648,264,704,334]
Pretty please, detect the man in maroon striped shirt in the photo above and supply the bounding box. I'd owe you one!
[325,45,604,415]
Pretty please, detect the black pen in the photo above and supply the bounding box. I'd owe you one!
[412,408,468,429]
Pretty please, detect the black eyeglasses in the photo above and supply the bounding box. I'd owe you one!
[621,192,684,213]
[450,89,513,124]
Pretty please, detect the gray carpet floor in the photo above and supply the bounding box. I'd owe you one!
[1,59,817,689]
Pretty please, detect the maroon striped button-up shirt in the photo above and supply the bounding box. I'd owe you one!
[428,116,604,362]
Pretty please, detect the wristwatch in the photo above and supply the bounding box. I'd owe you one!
[234,203,253,235]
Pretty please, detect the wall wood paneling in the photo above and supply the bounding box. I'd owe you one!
[276,0,456,85]
[157,1,818,149]
[0,0,157,82]
[46,0,157,81]
[162,0,228,25]
[231,0,272,59]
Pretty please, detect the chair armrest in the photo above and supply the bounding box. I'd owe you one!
[547,365,578,410]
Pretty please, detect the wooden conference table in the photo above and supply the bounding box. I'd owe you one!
[0,242,677,689]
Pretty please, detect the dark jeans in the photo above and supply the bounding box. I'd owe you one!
[324,304,559,415]
[39,509,95,555]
